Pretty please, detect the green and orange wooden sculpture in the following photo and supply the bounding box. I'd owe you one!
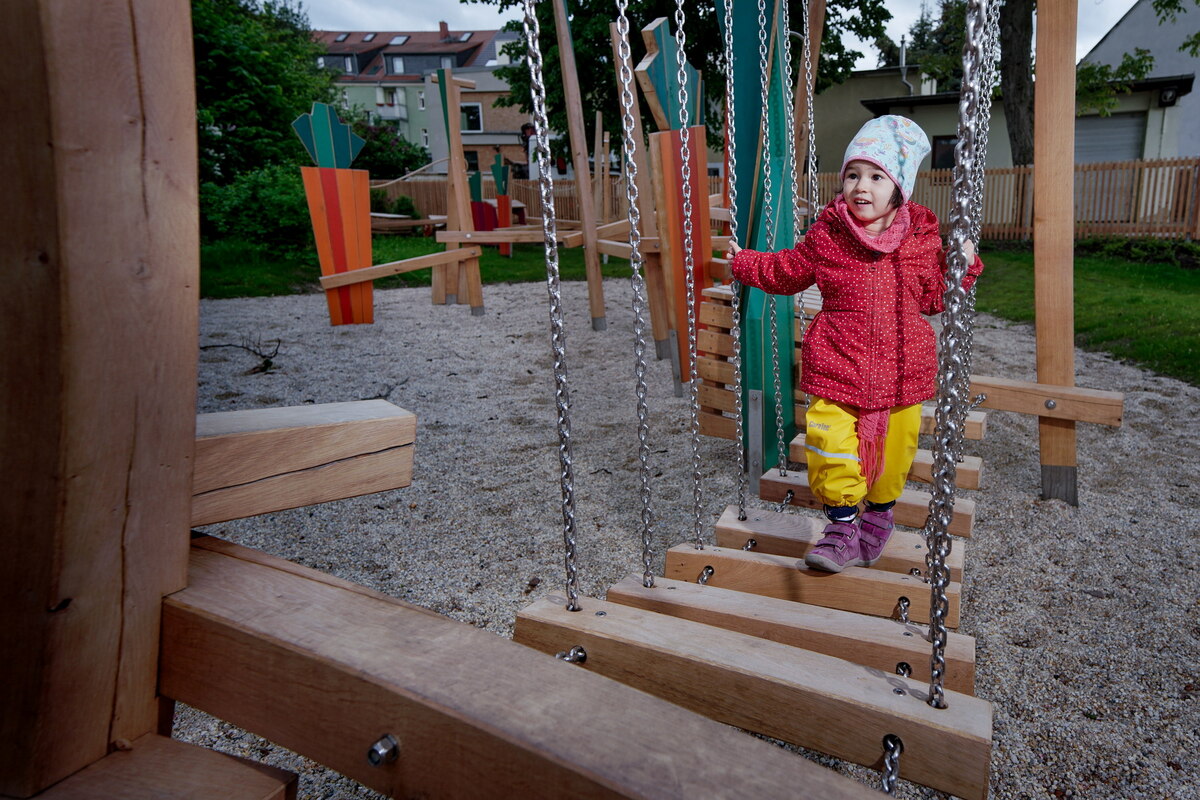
[293,102,373,326]
[491,154,513,257]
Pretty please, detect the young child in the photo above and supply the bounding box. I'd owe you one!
[727,115,983,573]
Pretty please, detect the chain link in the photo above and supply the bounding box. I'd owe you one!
[926,0,988,708]
[881,734,904,795]
[720,0,750,520]
[521,0,581,612]
[614,0,658,588]
[801,0,819,220]
[672,0,706,550]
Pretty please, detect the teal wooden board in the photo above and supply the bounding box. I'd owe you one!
[292,102,364,169]
[718,0,797,474]
[292,115,318,165]
[641,19,704,131]
[491,153,509,195]
[437,68,452,146]
[468,171,483,202]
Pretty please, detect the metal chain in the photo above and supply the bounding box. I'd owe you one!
[801,0,820,219]
[614,0,658,588]
[926,0,987,708]
[768,0,795,477]
[881,734,904,795]
[672,0,706,550]
[521,0,581,612]
[721,0,749,521]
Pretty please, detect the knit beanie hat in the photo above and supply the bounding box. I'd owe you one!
[840,115,931,204]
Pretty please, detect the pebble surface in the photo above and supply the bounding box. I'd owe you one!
[179,278,1200,799]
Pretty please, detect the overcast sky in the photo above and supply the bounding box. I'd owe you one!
[299,0,1142,66]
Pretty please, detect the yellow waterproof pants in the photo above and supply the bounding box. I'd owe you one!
[804,398,922,508]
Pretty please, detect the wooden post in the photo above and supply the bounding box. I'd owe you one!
[592,111,605,222]
[1,1,198,795]
[551,0,606,329]
[433,69,484,315]
[1032,0,1079,504]
[609,21,670,358]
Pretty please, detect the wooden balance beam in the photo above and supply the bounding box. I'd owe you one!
[192,400,415,527]
[436,229,585,247]
[160,538,878,800]
[758,469,976,538]
[604,574,976,694]
[662,543,960,628]
[34,733,297,800]
[318,247,481,290]
[515,596,992,800]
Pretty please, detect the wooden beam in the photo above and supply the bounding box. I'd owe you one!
[192,401,415,526]
[970,375,1123,426]
[1,2,197,793]
[319,247,482,290]
[758,469,976,538]
[1033,0,1080,503]
[515,597,991,800]
[551,0,605,328]
[712,505,964,582]
[662,544,959,627]
[437,229,584,247]
[161,540,878,800]
[604,574,976,694]
[34,733,296,800]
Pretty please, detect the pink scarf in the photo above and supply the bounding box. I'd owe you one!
[834,195,911,254]
[858,408,890,487]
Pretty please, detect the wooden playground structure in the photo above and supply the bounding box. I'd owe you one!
[2,1,1127,798]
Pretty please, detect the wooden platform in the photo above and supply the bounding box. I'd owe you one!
[32,734,296,800]
[192,400,415,526]
[160,538,879,799]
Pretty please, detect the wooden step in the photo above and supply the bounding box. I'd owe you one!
[605,574,976,693]
[192,400,415,526]
[515,596,991,800]
[35,733,296,800]
[758,470,976,538]
[712,505,963,582]
[663,544,959,628]
[787,441,984,490]
[161,538,876,799]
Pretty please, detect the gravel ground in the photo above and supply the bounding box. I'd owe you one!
[178,278,1200,800]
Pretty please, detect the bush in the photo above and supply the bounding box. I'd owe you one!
[351,117,431,179]
[369,188,420,219]
[1073,236,1200,268]
[201,163,312,250]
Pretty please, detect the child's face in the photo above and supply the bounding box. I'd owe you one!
[842,160,899,229]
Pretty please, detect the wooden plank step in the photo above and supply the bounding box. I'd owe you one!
[605,574,976,694]
[663,544,959,628]
[35,733,296,800]
[515,596,991,800]
[787,440,983,490]
[162,539,876,800]
[758,470,976,538]
[712,505,963,582]
[192,400,416,527]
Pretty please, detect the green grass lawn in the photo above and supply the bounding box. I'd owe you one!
[976,244,1200,386]
[200,234,632,299]
[201,235,1200,386]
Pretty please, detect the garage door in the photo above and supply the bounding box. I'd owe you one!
[1074,112,1146,163]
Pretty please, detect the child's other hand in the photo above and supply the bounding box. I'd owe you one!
[726,241,742,260]
[964,239,976,263]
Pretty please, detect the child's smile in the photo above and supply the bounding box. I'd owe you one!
[842,159,899,235]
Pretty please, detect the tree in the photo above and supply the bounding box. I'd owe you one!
[875,1,967,91]
[349,114,432,180]
[465,0,890,154]
[192,0,335,185]
[998,0,1034,166]
[1075,48,1154,117]
[1152,0,1200,56]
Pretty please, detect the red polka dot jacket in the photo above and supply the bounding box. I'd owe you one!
[730,198,984,412]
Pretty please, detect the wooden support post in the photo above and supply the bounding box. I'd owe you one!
[551,0,606,329]
[1,1,197,794]
[1033,0,1079,503]
[433,69,484,314]
[162,539,878,800]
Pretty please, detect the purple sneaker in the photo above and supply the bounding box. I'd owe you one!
[804,521,861,573]
[856,508,895,567]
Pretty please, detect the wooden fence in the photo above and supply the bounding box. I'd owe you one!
[375,157,1200,240]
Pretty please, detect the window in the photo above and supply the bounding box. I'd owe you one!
[343,55,354,73]
[461,103,483,132]
[334,33,348,42]
[389,35,409,45]
[317,55,355,73]
[389,56,404,74]
[464,151,479,172]
[420,128,429,147]
[384,88,397,106]
[417,90,426,110]
[458,33,472,42]
[441,55,455,69]
[931,135,958,170]
[362,33,376,42]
